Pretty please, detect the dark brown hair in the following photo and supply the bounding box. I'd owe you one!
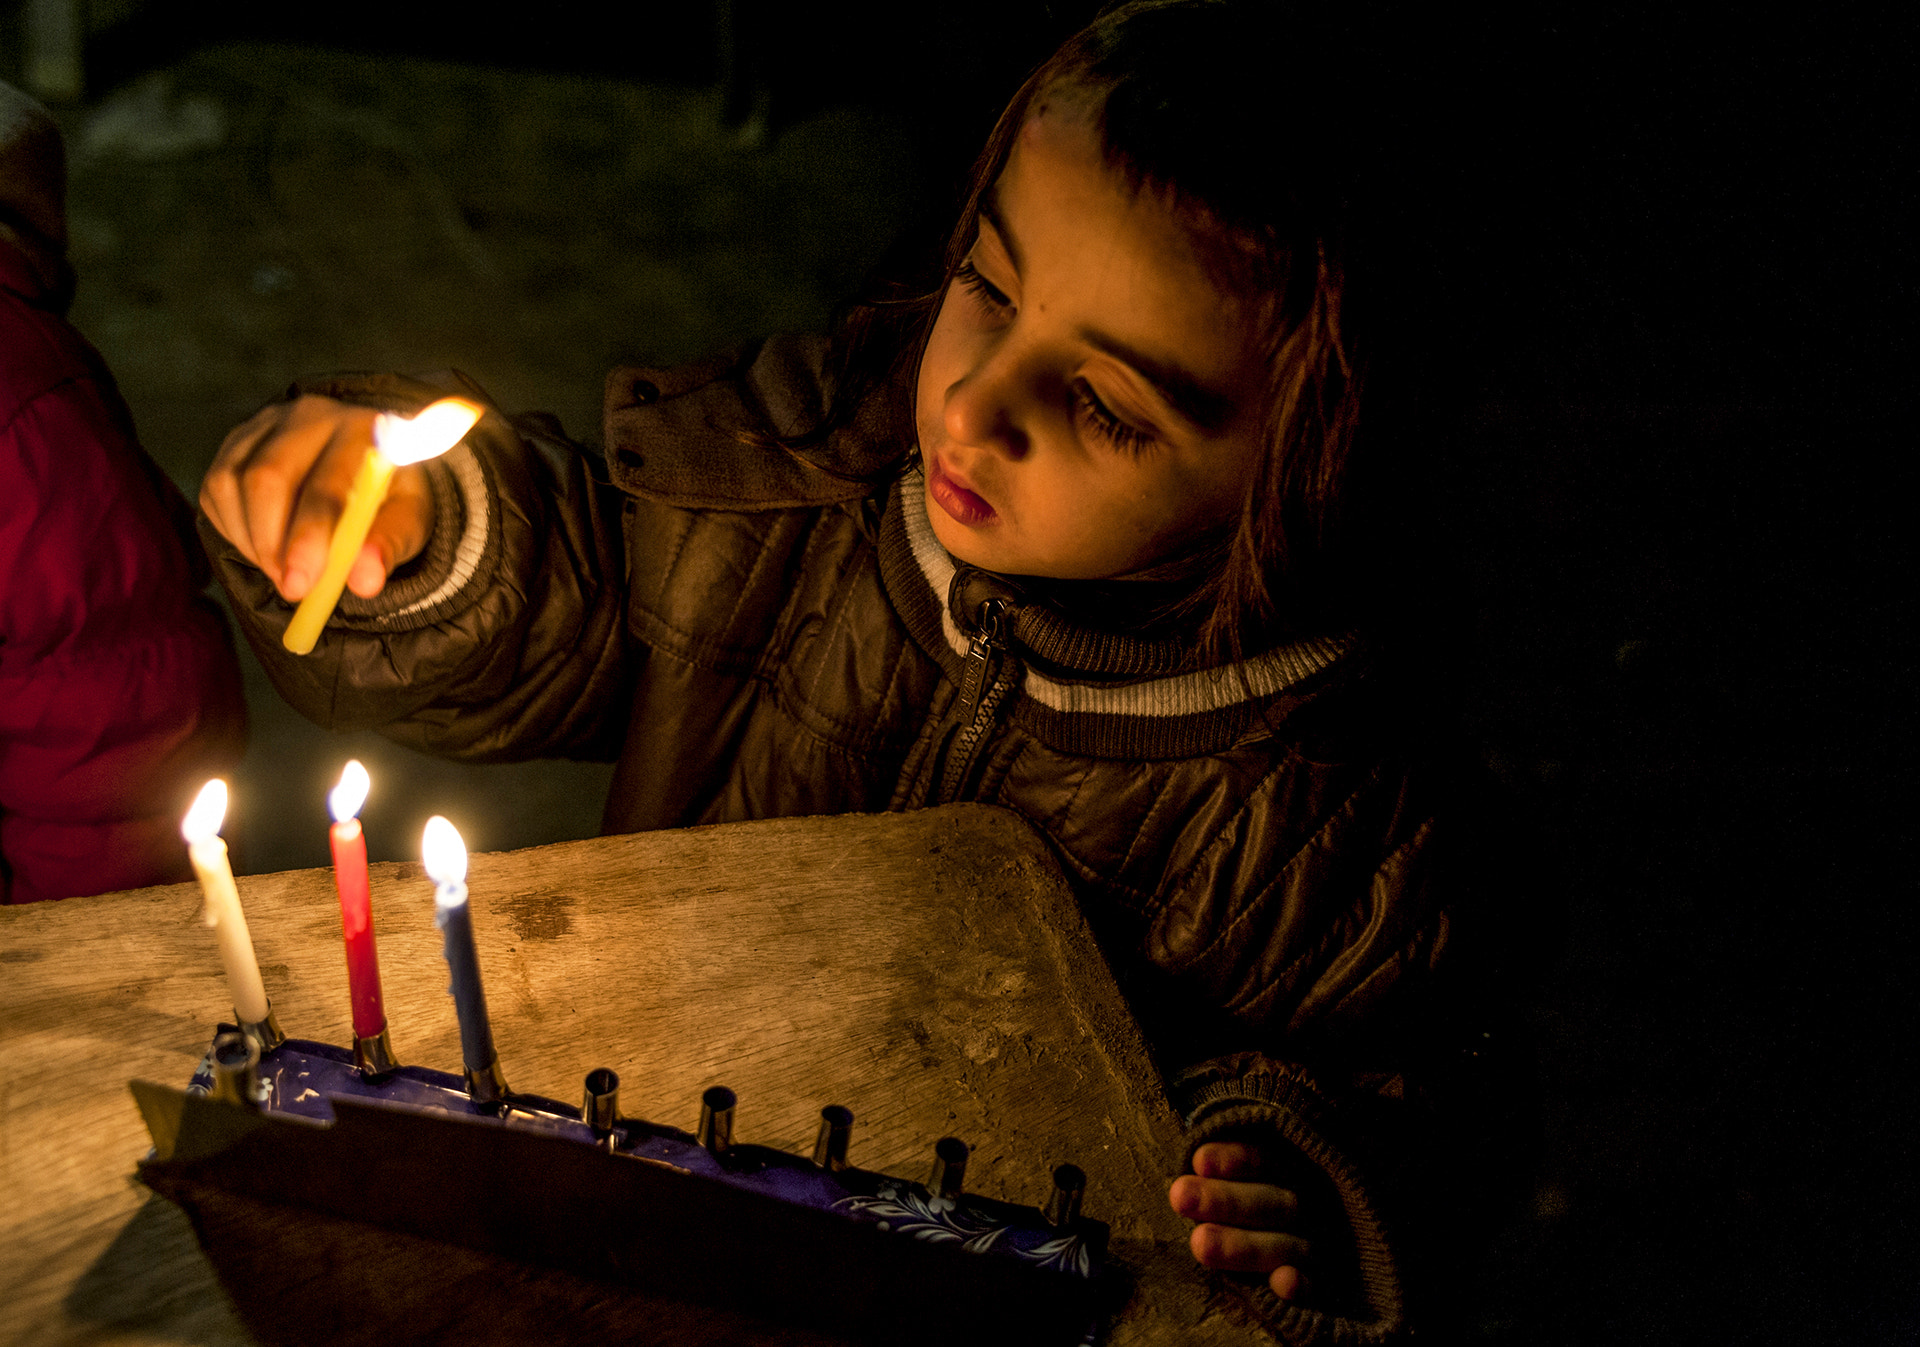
[822,0,1424,662]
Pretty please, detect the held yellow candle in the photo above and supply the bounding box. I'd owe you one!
[182,779,270,1025]
[281,397,484,655]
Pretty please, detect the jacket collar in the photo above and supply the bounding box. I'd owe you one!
[879,468,1353,759]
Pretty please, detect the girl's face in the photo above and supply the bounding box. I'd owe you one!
[916,104,1269,581]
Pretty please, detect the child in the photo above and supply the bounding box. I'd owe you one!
[0,81,247,902]
[200,3,1524,1340]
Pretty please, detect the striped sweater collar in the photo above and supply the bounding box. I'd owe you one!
[880,469,1353,759]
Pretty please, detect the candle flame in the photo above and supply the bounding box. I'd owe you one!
[422,815,468,888]
[329,759,371,823]
[182,779,228,845]
[373,398,483,467]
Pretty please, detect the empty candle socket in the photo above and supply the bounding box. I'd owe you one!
[1044,1163,1086,1228]
[697,1086,735,1158]
[812,1105,854,1171]
[583,1068,620,1147]
[208,1030,261,1109]
[927,1136,969,1199]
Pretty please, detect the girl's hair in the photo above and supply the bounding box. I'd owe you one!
[823,0,1436,663]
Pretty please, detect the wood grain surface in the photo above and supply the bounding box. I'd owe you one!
[0,805,1268,1344]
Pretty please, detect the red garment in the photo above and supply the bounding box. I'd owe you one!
[0,238,246,901]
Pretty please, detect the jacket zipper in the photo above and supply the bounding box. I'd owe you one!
[936,596,1014,803]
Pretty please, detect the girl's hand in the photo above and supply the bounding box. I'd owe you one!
[200,395,436,602]
[1169,1141,1312,1301]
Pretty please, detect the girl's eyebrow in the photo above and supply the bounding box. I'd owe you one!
[978,190,1236,435]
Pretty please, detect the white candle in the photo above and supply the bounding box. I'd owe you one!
[182,779,270,1024]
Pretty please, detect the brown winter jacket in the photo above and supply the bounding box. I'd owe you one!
[204,334,1525,1346]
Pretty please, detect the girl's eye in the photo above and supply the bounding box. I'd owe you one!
[1071,380,1155,456]
[955,261,1012,313]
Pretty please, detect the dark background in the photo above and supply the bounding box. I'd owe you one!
[5,1,1910,1341]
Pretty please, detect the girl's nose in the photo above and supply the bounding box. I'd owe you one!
[943,357,1032,461]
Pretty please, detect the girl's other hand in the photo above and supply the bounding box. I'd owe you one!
[1169,1141,1312,1301]
[200,396,435,602]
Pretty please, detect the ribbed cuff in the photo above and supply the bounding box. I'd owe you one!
[1179,1057,1409,1347]
[333,443,491,631]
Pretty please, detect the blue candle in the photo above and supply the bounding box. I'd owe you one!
[423,817,497,1075]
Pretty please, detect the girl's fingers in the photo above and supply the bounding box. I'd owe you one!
[1189,1221,1310,1274]
[1171,1143,1312,1290]
[202,397,441,603]
[199,397,373,599]
[345,469,434,598]
[1192,1141,1270,1181]
[200,409,285,569]
[345,542,387,600]
[234,403,342,590]
[277,408,382,599]
[1270,1264,1310,1301]
[379,464,436,565]
[1169,1173,1299,1227]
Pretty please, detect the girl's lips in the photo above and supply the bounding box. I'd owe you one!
[927,456,998,528]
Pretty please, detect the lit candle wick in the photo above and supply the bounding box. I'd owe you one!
[280,397,483,656]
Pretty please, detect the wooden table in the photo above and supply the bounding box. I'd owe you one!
[0,805,1270,1345]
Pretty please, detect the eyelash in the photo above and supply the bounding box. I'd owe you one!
[1072,380,1156,456]
[953,260,1157,457]
[955,261,1010,311]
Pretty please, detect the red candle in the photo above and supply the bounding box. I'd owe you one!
[328,761,386,1040]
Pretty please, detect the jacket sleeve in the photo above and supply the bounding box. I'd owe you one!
[1151,741,1538,1345]
[1174,1054,1409,1346]
[1171,1022,1533,1347]
[200,371,634,763]
[0,374,248,902]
